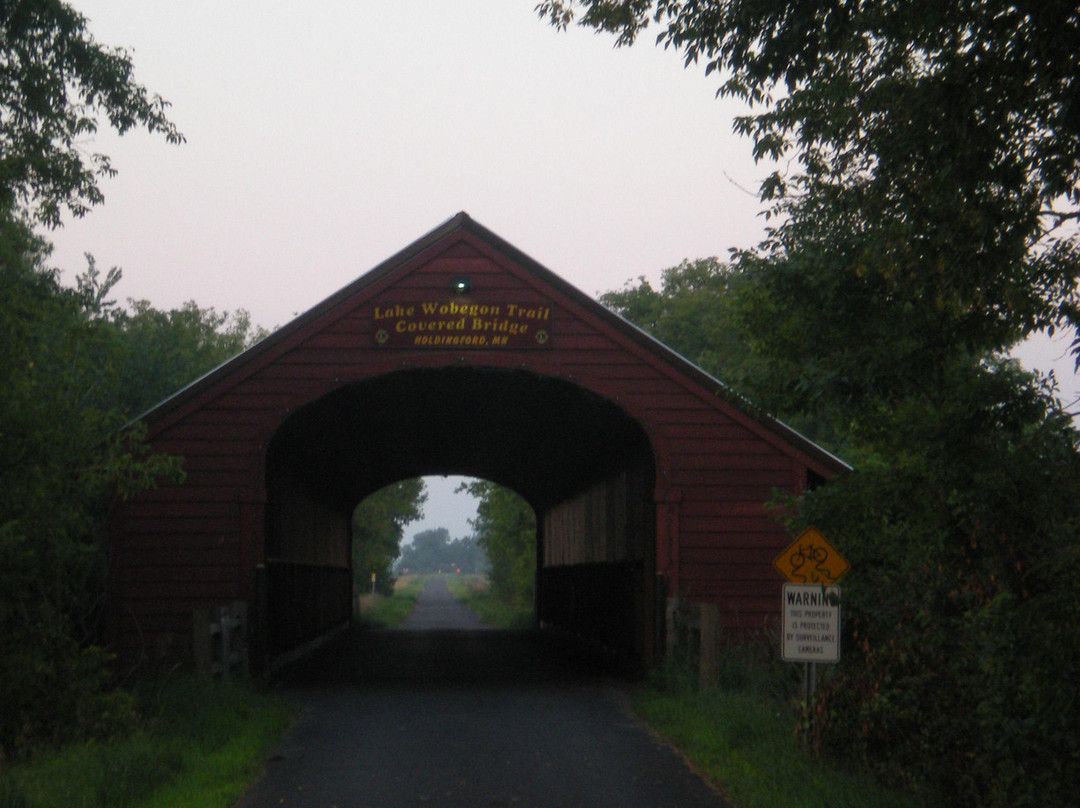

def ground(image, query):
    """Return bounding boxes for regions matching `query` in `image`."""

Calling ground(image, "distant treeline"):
[396,528,489,575]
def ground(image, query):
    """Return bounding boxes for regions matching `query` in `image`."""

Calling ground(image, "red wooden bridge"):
[106,213,847,672]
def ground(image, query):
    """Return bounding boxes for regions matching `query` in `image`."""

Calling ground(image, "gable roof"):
[139,212,849,477]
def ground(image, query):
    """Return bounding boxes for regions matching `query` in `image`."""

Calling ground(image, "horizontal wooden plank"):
[154,422,267,443]
[169,463,256,483]
[679,500,772,518]
[676,477,795,497]
[117,546,244,567]
[660,421,755,440]
[125,485,243,504]
[232,375,341,397]
[669,437,786,458]
[673,455,793,475]
[669,468,794,488]
[121,516,242,535]
[118,535,241,555]
[680,546,779,566]
[252,361,367,381]
[678,517,781,537]
[120,563,241,583]
[681,566,780,586]
[196,398,295,416]
[153,438,251,457]
[113,579,244,600]
[568,361,668,381]
[119,500,237,519]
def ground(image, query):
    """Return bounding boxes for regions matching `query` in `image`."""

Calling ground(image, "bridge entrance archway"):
[261,365,657,663]
[105,213,848,673]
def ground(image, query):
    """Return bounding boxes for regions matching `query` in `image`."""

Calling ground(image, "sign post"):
[773,528,849,701]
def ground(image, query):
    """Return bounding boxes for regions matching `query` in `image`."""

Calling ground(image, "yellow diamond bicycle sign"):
[774,527,850,585]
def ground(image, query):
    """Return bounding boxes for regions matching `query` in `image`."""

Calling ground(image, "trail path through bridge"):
[237,577,731,807]
[398,575,491,631]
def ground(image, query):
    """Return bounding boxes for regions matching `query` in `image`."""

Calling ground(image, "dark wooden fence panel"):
[537,561,644,656]
[262,560,351,659]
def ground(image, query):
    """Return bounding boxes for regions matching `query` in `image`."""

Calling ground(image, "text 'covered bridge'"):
[106,213,847,673]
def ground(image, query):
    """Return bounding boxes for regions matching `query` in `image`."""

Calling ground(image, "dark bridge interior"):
[260,366,657,670]
[266,366,653,513]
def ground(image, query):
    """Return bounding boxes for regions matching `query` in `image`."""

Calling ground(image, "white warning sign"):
[781,584,841,663]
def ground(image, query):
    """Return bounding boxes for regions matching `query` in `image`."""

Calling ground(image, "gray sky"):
[46,2,1080,534]
[51,0,765,327]
[407,476,480,546]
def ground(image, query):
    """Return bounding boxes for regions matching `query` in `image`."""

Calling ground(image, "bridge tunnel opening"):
[260,365,657,672]
[382,475,536,623]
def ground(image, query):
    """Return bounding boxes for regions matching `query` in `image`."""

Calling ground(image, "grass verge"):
[444,573,533,629]
[0,673,295,808]
[357,574,426,627]
[634,661,937,808]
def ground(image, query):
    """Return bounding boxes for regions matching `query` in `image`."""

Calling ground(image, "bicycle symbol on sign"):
[774,527,850,584]
[788,542,832,583]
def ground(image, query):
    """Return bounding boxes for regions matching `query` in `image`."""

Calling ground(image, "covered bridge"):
[106,213,848,672]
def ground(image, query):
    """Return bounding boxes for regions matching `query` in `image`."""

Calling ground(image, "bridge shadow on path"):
[277,626,639,688]
[275,577,638,687]
[243,578,730,808]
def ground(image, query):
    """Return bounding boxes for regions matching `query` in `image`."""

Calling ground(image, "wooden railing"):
[536,561,644,656]
[255,560,351,665]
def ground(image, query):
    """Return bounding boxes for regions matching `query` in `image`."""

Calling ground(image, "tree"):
[541,3,1080,801]
[0,0,202,759]
[0,220,184,757]
[352,479,425,596]
[539,0,1080,378]
[396,528,488,575]
[600,258,846,441]
[460,481,535,611]
[1,0,184,226]
[794,359,1080,805]
[111,295,267,417]
[0,238,272,758]
[600,258,752,382]
[604,251,1080,804]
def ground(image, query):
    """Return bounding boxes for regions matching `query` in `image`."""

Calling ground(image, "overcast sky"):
[52,0,765,325]
[46,2,1079,537]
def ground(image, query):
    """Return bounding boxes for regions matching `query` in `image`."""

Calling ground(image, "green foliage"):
[635,651,932,808]
[459,481,535,612]
[792,361,1080,805]
[545,6,1080,801]
[0,223,178,759]
[600,258,757,385]
[396,527,488,575]
[110,296,267,417]
[0,214,268,759]
[611,258,1080,805]
[0,674,294,808]
[0,1,258,765]
[445,574,533,629]
[352,479,425,596]
[357,575,424,628]
[543,0,1080,365]
[0,0,184,226]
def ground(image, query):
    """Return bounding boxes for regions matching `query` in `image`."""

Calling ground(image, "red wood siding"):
[108,214,845,666]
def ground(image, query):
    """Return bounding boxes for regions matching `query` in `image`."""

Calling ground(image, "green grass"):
[444,573,533,629]
[357,574,426,627]
[0,674,295,808]
[634,662,937,808]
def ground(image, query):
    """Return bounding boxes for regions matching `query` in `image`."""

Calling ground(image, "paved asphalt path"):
[236,577,731,808]
[396,575,491,631]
